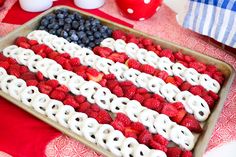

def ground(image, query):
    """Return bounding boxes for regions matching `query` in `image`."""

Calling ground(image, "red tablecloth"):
[0,0,236,156]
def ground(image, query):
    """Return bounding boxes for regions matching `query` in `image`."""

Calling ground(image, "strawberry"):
[160,49,172,59]
[38,82,53,95]
[108,53,128,63]
[142,38,153,46]
[86,68,104,82]
[93,46,112,57]
[189,85,204,96]
[44,47,53,54]
[116,113,131,126]
[138,130,152,145]
[161,104,178,117]
[86,109,98,119]
[20,66,29,73]
[184,55,195,62]
[7,58,17,64]
[90,105,100,112]
[112,30,126,40]
[26,80,38,86]
[50,89,66,101]
[139,64,155,74]
[28,40,38,46]
[77,102,90,112]
[174,76,184,86]
[136,88,148,94]
[123,85,136,99]
[0,53,7,61]
[149,140,167,152]
[174,51,184,61]
[62,60,73,71]
[97,109,112,124]
[181,114,202,133]
[130,122,146,134]
[103,73,116,80]
[178,60,189,68]
[153,134,169,147]
[182,151,192,157]
[20,72,36,80]
[0,61,10,69]
[99,78,107,86]
[55,85,69,93]
[55,56,67,65]
[31,44,47,54]
[180,82,192,91]
[63,97,79,108]
[69,58,80,66]
[45,80,59,88]
[143,98,162,112]
[124,128,138,139]
[171,109,186,123]
[156,45,162,51]
[172,102,184,110]
[146,45,156,51]
[61,53,71,59]
[125,59,141,69]
[106,79,119,89]
[111,120,125,132]
[189,61,207,73]
[74,95,86,104]
[167,147,182,157]
[165,76,176,85]
[127,37,139,45]
[15,37,28,45]
[48,51,59,59]
[206,65,217,73]
[36,71,44,81]
[156,71,168,81]
[119,80,133,86]
[132,93,144,103]
[112,85,124,97]
[213,72,224,84]
[8,64,21,77]
[19,42,31,49]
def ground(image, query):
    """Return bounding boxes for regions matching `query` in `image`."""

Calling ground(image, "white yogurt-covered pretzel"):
[31,93,50,115]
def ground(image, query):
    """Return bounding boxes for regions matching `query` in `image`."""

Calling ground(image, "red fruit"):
[171,109,186,123]
[7,58,17,64]
[15,37,28,45]
[123,85,136,99]
[138,43,144,48]
[86,68,104,82]
[45,80,59,88]
[111,120,125,132]
[203,95,215,109]
[106,79,119,89]
[130,122,146,134]
[174,51,185,61]
[104,73,116,80]
[0,53,7,61]
[149,140,167,152]
[112,85,124,97]
[165,76,176,85]
[152,94,165,102]
[139,64,155,74]
[69,58,80,66]
[213,72,224,84]
[90,105,100,112]
[156,71,168,81]
[189,85,203,96]
[189,61,207,73]
[38,83,53,95]
[8,64,21,77]
[181,151,193,157]
[99,79,107,86]
[124,128,138,139]
[208,90,219,100]
[132,93,145,103]
[127,37,139,45]
[119,80,133,86]
[161,104,178,117]
[142,38,153,46]
[20,72,36,80]
[153,134,169,147]
[55,56,67,65]
[20,66,29,73]
[36,71,44,81]
[63,97,79,108]
[50,89,66,101]
[56,85,69,93]
[0,61,10,69]
[181,114,202,133]
[87,109,98,119]
[138,130,152,145]
[167,147,182,157]
[78,102,91,112]
[74,95,86,104]
[62,60,73,71]
[61,53,71,59]
[174,76,184,86]
[125,59,141,69]
[172,102,184,110]
[180,82,192,91]
[31,44,46,54]
[178,61,189,67]
[93,46,112,57]
[44,47,53,54]
[28,40,38,46]
[108,53,127,63]
[143,98,162,112]
[136,88,148,94]
[48,51,58,59]
[184,55,195,62]
[116,113,131,126]
[19,42,31,49]
[160,49,172,59]
[143,93,152,99]
[146,45,156,51]
[26,80,38,86]
[112,30,126,40]
[97,109,112,124]
[206,65,217,73]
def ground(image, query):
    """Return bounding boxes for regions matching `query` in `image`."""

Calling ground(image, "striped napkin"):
[176,0,236,48]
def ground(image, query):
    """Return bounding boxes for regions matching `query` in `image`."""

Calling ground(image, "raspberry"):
[178,61,189,67]
[142,38,153,46]
[143,98,162,112]
[136,88,148,94]
[36,71,44,81]
[112,85,124,97]
[123,85,136,99]
[125,59,141,69]
[90,105,100,112]
[20,72,36,80]
[146,45,156,51]
[74,95,86,104]
[172,102,184,110]
[153,134,169,147]
[204,71,213,77]
[112,30,126,40]
[31,44,46,54]
[189,61,207,73]
[138,130,152,145]
[161,104,178,117]
[56,85,69,93]
[127,37,139,45]
[174,51,184,61]
[138,43,144,48]
[0,53,7,61]
[180,82,192,91]
[124,129,138,139]
[213,72,224,84]
[20,66,29,73]
[50,89,66,101]
[86,68,104,82]
[208,90,219,100]
[0,61,10,69]
[160,49,172,59]
[15,37,28,45]
[44,47,53,54]
[172,109,186,123]
[69,58,80,66]
[149,140,167,152]
[165,76,176,85]
[74,66,88,79]
[143,93,152,99]
[132,93,144,103]
[203,95,214,109]
[55,56,67,65]
[181,151,193,157]
[97,110,112,124]
[139,64,155,74]
[38,82,53,95]
[28,40,38,46]
[119,80,133,86]
[63,97,79,108]
[61,53,71,59]
[167,147,182,157]
[8,64,21,77]
[45,80,59,88]
[106,79,119,89]
[99,79,107,86]
[111,120,125,132]
[156,71,168,81]
[62,60,73,71]
[116,113,131,126]
[19,42,30,49]
[93,46,112,57]
[189,85,204,96]
[86,109,98,119]
[7,58,17,64]
[48,51,58,59]
[78,102,90,112]
[174,76,184,86]
[108,53,128,63]
[184,55,195,62]
[152,94,165,102]
[26,80,38,86]
[130,122,146,134]
[206,65,217,73]
[181,114,202,133]
[103,73,116,80]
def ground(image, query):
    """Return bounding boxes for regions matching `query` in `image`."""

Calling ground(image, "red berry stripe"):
[112,30,224,85]
[16,37,203,132]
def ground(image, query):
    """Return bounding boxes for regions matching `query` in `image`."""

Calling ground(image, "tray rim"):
[0,5,235,157]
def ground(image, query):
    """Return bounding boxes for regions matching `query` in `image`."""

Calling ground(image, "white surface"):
[204,141,236,157]
[164,0,188,13]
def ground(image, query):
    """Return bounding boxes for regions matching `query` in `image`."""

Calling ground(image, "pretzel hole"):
[199,111,204,116]
[39,106,46,111]
[91,134,95,139]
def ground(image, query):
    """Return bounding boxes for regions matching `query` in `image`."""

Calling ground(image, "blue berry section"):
[38,8,113,49]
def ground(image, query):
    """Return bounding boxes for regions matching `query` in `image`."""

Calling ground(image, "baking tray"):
[0,5,235,157]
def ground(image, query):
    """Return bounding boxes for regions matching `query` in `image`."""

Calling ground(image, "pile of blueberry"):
[38,8,113,49]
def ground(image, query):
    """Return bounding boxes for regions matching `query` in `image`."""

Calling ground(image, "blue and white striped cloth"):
[181,0,236,48]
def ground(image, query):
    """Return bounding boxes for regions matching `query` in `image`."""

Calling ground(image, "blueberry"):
[61,30,69,38]
[65,17,72,24]
[102,33,108,38]
[80,43,85,47]
[45,13,56,20]
[88,42,95,48]
[74,12,82,20]
[91,26,97,32]
[58,19,65,26]
[38,26,46,30]
[77,40,82,44]
[78,25,85,31]
[94,32,102,39]
[66,37,72,42]
[68,14,75,20]
[85,21,91,27]
[86,31,93,36]
[40,19,49,26]
[49,29,56,35]
[91,19,100,26]
[56,29,62,36]
[79,19,85,24]
[49,18,56,24]
[82,36,90,44]
[63,24,71,32]
[57,8,68,14]
[69,30,76,36]
[57,13,64,19]
[85,25,90,31]
[47,23,54,29]
[78,31,86,39]
[52,23,60,29]
[107,29,112,36]
[88,35,95,41]
[72,21,79,29]
[70,33,79,41]
[95,39,102,45]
